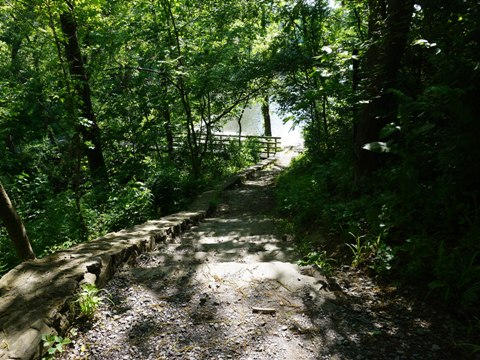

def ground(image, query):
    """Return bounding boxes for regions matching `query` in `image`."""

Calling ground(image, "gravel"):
[59,163,471,360]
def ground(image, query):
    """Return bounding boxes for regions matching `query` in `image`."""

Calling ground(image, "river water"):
[221,102,304,147]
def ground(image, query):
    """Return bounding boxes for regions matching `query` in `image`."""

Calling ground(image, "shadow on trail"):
[81,165,464,360]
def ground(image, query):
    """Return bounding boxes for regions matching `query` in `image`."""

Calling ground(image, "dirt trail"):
[62,151,463,360]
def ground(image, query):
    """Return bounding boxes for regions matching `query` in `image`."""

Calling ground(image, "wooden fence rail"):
[172,133,282,158]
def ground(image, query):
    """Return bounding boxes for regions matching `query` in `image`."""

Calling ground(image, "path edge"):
[0,158,276,360]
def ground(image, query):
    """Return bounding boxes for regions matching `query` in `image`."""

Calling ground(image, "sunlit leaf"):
[413,39,429,45]
[362,141,390,153]
[84,141,95,150]
[320,69,332,77]
[321,46,332,54]
[79,117,94,128]
[412,39,437,48]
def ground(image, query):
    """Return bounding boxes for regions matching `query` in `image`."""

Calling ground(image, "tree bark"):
[0,183,35,261]
[60,5,108,185]
[237,101,248,146]
[160,78,174,160]
[163,106,174,160]
[352,48,360,143]
[262,95,272,137]
[354,0,414,177]
[161,0,201,178]
[322,94,329,138]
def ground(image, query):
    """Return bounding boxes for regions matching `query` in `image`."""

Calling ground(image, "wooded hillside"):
[1,1,479,351]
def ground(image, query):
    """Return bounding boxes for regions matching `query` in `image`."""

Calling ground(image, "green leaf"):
[412,39,429,45]
[84,140,95,150]
[362,141,390,153]
[79,117,94,128]
[321,46,332,54]
[412,39,437,48]
[379,123,401,139]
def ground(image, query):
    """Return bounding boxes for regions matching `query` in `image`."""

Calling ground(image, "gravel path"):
[61,157,467,360]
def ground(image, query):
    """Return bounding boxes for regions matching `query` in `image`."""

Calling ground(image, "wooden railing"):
[210,134,280,157]
[170,133,282,158]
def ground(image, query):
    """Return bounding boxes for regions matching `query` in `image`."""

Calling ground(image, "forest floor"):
[60,150,469,360]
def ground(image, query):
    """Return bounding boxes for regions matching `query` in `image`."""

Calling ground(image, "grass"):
[73,283,108,319]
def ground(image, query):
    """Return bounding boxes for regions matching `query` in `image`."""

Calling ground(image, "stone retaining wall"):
[0,158,275,360]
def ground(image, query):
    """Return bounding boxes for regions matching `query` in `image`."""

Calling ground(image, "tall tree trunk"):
[237,101,248,146]
[10,37,21,77]
[161,93,174,160]
[354,0,414,177]
[262,95,272,137]
[322,94,329,138]
[0,183,35,261]
[159,76,174,159]
[161,0,201,178]
[60,5,108,185]
[71,133,89,240]
[163,107,174,160]
[352,47,360,144]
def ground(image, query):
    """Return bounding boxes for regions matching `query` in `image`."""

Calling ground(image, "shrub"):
[103,180,154,231]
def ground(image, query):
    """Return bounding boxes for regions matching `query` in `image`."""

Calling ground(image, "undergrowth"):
[276,149,480,351]
[0,140,260,276]
[41,334,72,360]
[72,283,109,319]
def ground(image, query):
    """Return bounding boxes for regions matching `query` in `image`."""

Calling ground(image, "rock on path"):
[62,151,464,360]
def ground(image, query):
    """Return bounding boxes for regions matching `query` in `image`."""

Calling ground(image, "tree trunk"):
[163,106,174,160]
[0,183,35,261]
[354,0,414,177]
[10,37,21,77]
[262,95,272,137]
[159,76,174,160]
[322,94,329,138]
[161,0,201,178]
[60,6,108,185]
[352,47,360,143]
[237,101,248,146]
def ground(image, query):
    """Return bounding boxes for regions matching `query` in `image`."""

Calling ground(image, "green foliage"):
[41,334,71,359]
[243,138,263,164]
[104,180,154,231]
[427,245,480,308]
[298,250,335,275]
[149,165,192,216]
[201,139,262,181]
[0,0,277,275]
[0,4,478,357]
[0,171,87,268]
[0,137,260,274]
[371,239,395,274]
[278,137,480,309]
[276,152,362,236]
[456,317,480,355]
[32,190,87,256]
[346,233,369,268]
[73,283,107,319]
[346,231,394,273]
[0,228,18,275]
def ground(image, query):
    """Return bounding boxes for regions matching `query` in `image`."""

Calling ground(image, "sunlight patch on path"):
[194,261,327,295]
